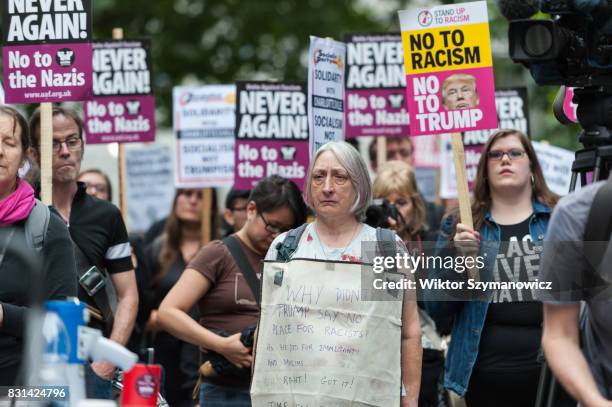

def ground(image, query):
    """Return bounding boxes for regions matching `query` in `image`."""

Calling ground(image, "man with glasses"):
[223,187,251,237]
[29,106,138,399]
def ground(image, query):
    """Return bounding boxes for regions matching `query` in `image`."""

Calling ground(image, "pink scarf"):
[0,179,35,225]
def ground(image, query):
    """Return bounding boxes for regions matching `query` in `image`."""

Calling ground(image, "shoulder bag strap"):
[223,235,261,305]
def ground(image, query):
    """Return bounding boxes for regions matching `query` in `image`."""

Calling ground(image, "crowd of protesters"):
[0,103,610,407]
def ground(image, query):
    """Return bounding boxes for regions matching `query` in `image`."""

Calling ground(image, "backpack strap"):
[275,223,308,262]
[223,235,261,305]
[584,178,612,272]
[25,199,50,252]
[376,227,398,272]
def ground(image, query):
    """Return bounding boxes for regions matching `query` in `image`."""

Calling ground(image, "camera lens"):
[523,24,553,57]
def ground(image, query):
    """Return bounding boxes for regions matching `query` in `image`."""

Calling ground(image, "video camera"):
[501,0,612,178]
[501,0,612,87]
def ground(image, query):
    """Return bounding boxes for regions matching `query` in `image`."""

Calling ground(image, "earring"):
[531,175,535,186]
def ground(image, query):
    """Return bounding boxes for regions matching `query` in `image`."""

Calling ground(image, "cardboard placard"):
[235,81,309,190]
[84,39,156,144]
[2,0,93,103]
[173,85,235,188]
[344,33,409,138]
[399,2,497,136]
[308,36,346,155]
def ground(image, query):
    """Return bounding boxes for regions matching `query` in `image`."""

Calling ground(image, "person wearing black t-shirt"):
[467,217,543,405]
[425,129,560,406]
[30,106,138,399]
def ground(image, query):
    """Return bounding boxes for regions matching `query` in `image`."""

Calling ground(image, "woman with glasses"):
[78,168,113,202]
[265,142,422,407]
[158,176,306,407]
[425,129,559,406]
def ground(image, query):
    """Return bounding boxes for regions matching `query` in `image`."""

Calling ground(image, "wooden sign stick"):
[112,27,129,223]
[450,132,478,281]
[376,136,386,170]
[39,103,53,205]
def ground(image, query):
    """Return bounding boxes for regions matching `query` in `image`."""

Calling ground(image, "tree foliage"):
[92,0,581,149]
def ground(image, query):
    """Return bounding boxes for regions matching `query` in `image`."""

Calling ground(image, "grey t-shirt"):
[539,181,612,398]
[266,222,405,263]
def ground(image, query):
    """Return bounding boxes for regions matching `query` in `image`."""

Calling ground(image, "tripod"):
[535,93,612,407]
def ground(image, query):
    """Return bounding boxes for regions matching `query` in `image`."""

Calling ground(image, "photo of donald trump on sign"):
[442,73,480,110]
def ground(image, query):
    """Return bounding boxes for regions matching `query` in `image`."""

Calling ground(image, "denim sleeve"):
[422,215,465,323]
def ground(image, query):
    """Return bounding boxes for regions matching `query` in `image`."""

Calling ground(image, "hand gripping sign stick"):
[451,132,479,281]
[112,28,129,224]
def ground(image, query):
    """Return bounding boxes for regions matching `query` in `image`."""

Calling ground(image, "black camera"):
[501,0,612,87]
[205,325,256,380]
[364,199,402,229]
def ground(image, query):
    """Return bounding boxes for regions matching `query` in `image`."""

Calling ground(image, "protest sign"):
[235,81,309,190]
[439,134,456,199]
[2,0,93,103]
[84,39,155,144]
[415,168,438,202]
[308,36,346,155]
[412,135,440,168]
[344,33,409,138]
[125,144,174,233]
[173,85,235,188]
[533,142,573,196]
[439,88,531,198]
[399,1,497,136]
[251,259,402,406]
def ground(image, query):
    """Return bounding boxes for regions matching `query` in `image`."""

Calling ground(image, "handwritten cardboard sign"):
[251,259,403,406]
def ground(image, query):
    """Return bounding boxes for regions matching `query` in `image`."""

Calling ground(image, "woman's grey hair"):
[305,141,372,220]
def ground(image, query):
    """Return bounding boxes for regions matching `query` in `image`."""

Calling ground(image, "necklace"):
[314,222,362,261]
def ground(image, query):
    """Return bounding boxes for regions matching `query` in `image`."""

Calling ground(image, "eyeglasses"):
[53,136,82,154]
[487,149,526,161]
[311,172,350,186]
[259,213,289,235]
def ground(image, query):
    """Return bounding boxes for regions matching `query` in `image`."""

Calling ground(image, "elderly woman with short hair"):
[266,141,422,407]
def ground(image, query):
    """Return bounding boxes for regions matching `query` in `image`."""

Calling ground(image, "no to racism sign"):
[344,33,409,138]
[398,1,497,136]
[2,0,93,103]
[235,81,309,190]
[84,40,156,144]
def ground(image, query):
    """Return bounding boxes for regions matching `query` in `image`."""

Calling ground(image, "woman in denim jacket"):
[425,129,559,406]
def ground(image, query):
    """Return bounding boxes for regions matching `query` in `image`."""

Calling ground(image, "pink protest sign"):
[84,40,156,144]
[344,33,409,138]
[398,1,498,136]
[2,0,93,103]
[235,81,309,190]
